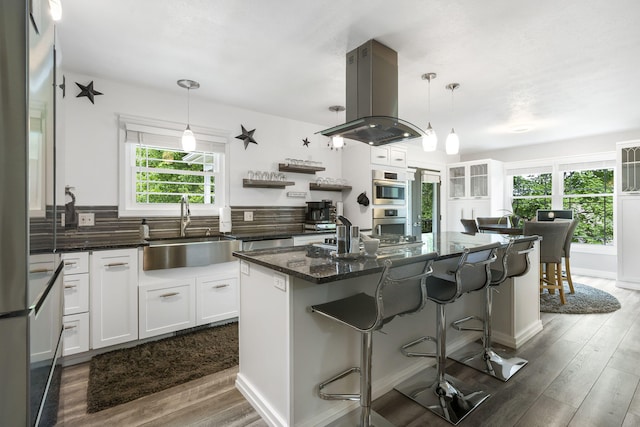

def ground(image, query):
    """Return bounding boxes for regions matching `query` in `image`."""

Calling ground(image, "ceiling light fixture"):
[327,105,346,150]
[177,79,200,152]
[421,73,438,152]
[445,83,460,155]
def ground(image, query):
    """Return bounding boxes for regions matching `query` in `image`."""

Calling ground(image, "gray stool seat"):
[311,252,437,427]
[395,243,499,425]
[449,235,538,381]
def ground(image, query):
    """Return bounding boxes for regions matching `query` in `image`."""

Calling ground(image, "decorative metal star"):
[75,81,103,104]
[302,138,311,147]
[235,125,258,149]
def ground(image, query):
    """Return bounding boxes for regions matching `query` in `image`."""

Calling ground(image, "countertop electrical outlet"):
[78,212,95,226]
[244,211,254,221]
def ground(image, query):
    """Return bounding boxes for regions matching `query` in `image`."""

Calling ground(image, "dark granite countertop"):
[233,232,525,284]
[56,239,147,252]
[223,230,335,241]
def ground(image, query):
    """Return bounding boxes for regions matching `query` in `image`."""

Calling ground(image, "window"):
[119,116,228,216]
[506,155,615,247]
[562,168,614,245]
[511,173,552,221]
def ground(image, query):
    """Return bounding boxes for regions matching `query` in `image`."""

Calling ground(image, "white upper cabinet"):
[618,140,640,194]
[447,160,501,200]
[370,146,407,169]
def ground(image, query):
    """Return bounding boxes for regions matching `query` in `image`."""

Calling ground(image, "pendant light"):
[327,105,346,150]
[177,79,200,152]
[445,83,460,155]
[421,72,438,152]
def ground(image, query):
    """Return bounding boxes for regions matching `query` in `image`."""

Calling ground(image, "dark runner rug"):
[540,283,621,314]
[87,322,238,413]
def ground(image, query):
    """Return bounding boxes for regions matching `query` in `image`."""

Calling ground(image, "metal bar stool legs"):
[395,304,490,425]
[448,285,527,381]
[448,236,536,381]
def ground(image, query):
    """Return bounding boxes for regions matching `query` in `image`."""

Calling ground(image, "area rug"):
[87,322,238,413]
[540,283,621,314]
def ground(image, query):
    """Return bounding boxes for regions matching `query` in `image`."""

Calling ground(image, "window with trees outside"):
[508,157,615,247]
[119,116,227,216]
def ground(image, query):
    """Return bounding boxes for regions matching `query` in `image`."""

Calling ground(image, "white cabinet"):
[197,276,238,325]
[62,312,89,356]
[62,252,90,356]
[618,140,640,194]
[91,248,138,349]
[370,146,407,169]
[446,159,504,232]
[139,279,196,339]
[616,141,640,287]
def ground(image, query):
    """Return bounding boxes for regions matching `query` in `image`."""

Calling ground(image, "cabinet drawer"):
[197,276,238,325]
[62,252,89,275]
[370,146,390,165]
[139,280,196,339]
[63,273,89,315]
[63,312,89,356]
[389,148,407,168]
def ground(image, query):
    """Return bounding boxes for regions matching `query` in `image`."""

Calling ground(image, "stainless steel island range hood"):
[319,39,424,146]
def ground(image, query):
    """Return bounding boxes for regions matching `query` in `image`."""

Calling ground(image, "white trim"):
[574,267,617,280]
[117,114,231,217]
[572,243,615,255]
[492,320,543,350]
[235,374,287,427]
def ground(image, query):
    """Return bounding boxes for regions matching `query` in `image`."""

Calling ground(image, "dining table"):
[478,223,524,235]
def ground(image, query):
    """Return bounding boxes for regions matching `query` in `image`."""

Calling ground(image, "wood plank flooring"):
[55,275,640,426]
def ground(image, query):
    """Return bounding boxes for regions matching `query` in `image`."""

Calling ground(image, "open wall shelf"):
[278,163,325,174]
[243,179,295,188]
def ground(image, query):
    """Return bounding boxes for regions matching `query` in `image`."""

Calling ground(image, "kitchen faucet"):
[180,194,191,237]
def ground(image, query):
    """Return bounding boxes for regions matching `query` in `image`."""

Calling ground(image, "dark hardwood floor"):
[56,275,640,426]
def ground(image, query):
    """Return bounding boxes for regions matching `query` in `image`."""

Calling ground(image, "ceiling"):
[56,0,640,154]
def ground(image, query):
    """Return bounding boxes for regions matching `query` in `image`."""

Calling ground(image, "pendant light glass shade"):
[177,79,200,152]
[421,73,438,152]
[182,125,196,152]
[445,83,460,155]
[446,128,459,155]
[331,135,345,148]
[422,122,438,151]
[327,105,346,150]
[49,0,62,20]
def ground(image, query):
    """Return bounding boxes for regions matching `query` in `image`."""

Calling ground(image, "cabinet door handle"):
[64,261,78,267]
[30,268,53,274]
[64,325,77,330]
[105,262,128,268]
[376,155,386,159]
[64,284,77,289]
[160,292,180,298]
[213,284,230,289]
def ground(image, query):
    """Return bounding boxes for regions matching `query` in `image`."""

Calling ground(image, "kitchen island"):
[233,232,541,427]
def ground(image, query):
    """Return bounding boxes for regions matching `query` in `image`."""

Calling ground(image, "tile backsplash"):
[47,205,306,248]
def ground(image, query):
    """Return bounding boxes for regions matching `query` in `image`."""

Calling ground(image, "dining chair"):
[562,219,579,294]
[476,217,503,226]
[460,218,479,234]
[523,221,571,304]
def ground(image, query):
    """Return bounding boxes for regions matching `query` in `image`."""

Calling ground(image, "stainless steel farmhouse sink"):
[143,236,241,271]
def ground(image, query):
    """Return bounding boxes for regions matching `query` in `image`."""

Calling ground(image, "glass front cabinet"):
[618,141,640,194]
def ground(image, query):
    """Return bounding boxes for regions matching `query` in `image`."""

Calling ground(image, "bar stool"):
[311,252,437,427]
[448,235,538,381]
[523,221,570,304]
[394,242,499,425]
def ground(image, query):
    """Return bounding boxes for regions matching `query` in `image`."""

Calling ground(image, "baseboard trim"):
[492,320,543,349]
[572,267,616,280]
[235,373,287,427]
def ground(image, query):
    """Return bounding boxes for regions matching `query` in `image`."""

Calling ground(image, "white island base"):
[235,241,541,426]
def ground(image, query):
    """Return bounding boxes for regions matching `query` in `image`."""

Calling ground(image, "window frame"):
[505,153,616,250]
[118,115,230,217]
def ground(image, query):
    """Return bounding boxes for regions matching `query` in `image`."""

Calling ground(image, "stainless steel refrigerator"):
[1,0,63,425]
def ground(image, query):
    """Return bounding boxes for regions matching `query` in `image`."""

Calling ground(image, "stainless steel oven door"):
[372,179,407,205]
[372,208,406,235]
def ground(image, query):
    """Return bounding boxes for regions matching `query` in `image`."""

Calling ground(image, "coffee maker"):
[305,200,336,231]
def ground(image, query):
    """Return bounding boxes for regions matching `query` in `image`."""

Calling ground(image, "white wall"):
[459,129,640,163]
[61,71,344,209]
